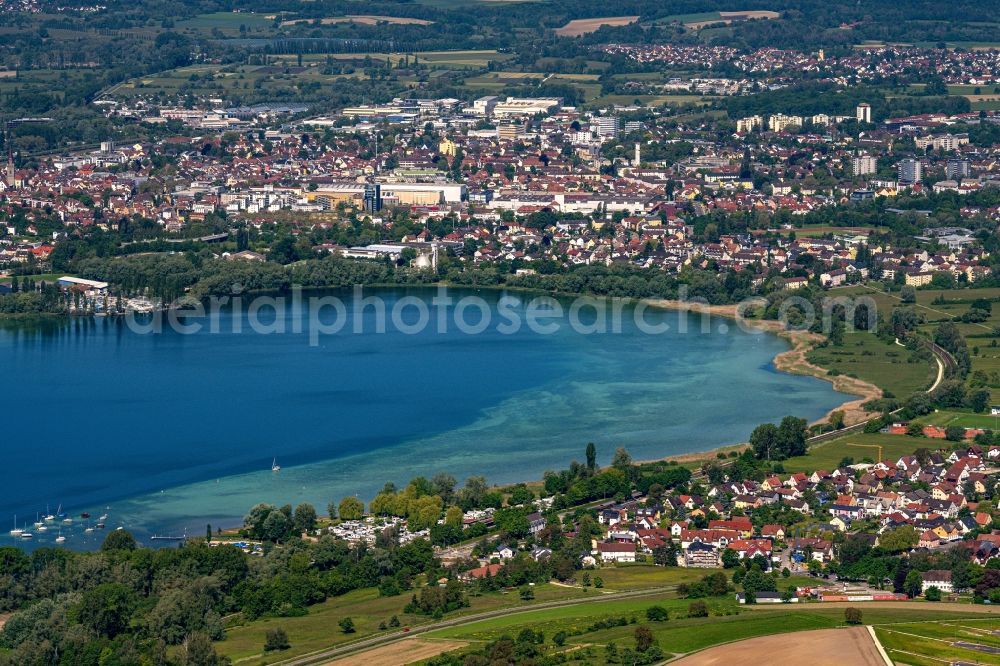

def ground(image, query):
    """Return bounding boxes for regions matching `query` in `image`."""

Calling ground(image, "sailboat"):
[271,458,281,472]
[43,505,54,523]
[9,516,23,538]
[55,530,66,544]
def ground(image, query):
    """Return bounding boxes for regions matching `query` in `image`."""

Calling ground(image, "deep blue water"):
[1,287,849,548]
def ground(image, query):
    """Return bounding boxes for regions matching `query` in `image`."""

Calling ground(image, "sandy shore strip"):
[645,299,882,428]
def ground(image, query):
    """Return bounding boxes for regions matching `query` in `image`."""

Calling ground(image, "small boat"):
[37,525,47,533]
[55,531,66,544]
[271,458,281,472]
[99,513,108,521]
[9,516,23,538]
[44,506,55,523]
[19,532,32,540]
[80,513,90,519]
[84,527,94,533]
[62,517,73,525]
[96,522,105,529]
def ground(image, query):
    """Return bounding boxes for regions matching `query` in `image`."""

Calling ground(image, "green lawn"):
[783,432,927,471]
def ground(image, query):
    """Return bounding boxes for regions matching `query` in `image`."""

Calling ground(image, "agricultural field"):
[588,94,715,108]
[216,583,595,663]
[839,284,1000,400]
[876,617,1000,665]
[176,11,277,35]
[653,10,780,29]
[554,16,640,37]
[424,599,1000,664]
[279,16,434,27]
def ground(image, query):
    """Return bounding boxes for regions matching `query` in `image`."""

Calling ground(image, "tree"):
[339,496,364,521]
[78,583,136,638]
[750,422,779,460]
[721,548,741,569]
[445,506,464,528]
[844,607,863,625]
[178,632,225,666]
[688,600,708,617]
[900,285,916,303]
[101,529,137,552]
[904,570,923,599]
[878,525,918,553]
[339,617,356,633]
[924,586,941,601]
[611,447,633,472]
[264,627,290,652]
[646,605,669,622]
[634,625,655,653]
[891,307,919,337]
[293,503,317,534]
[326,501,338,521]
[586,442,597,470]
[776,416,808,458]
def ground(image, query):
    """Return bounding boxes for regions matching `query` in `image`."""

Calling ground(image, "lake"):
[0,287,849,548]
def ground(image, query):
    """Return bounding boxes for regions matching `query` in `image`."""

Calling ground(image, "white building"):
[596,542,636,563]
[852,155,877,176]
[857,103,872,124]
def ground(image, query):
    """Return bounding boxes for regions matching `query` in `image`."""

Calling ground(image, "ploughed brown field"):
[554,16,639,37]
[672,627,886,666]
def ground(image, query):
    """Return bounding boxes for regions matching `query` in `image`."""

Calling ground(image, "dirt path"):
[671,626,885,665]
[322,639,467,666]
[646,299,883,426]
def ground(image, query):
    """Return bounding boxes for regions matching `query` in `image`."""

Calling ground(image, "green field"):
[589,94,714,108]
[217,583,594,663]
[784,431,927,471]
[806,330,936,398]
[428,600,1000,663]
[877,617,1000,665]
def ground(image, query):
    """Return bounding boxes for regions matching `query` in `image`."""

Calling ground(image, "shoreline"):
[644,298,882,429]
[5,292,883,544]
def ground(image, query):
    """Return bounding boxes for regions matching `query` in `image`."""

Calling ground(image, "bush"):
[688,600,708,618]
[925,586,942,601]
[645,605,669,622]
[339,617,356,633]
[264,627,290,652]
[844,607,863,625]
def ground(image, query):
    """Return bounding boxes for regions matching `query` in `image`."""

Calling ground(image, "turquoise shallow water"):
[0,287,849,548]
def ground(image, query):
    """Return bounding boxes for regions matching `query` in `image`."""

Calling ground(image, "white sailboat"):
[55,530,66,544]
[271,458,281,472]
[9,516,23,538]
[44,505,54,523]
